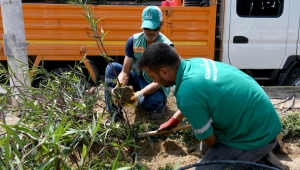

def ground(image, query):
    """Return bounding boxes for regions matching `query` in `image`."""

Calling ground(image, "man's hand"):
[157,117,180,132]
[130,91,144,107]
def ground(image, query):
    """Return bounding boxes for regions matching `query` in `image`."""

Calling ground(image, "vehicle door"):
[227,0,289,69]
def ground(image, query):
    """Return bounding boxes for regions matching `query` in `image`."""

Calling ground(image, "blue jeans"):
[104,62,166,113]
[193,138,277,170]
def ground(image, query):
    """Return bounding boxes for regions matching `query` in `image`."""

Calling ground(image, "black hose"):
[178,160,281,170]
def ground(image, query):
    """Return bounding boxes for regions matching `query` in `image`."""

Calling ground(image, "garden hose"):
[178,160,280,170]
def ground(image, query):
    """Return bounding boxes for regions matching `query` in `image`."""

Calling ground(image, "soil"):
[121,86,300,169]
[112,85,135,105]
[3,86,300,170]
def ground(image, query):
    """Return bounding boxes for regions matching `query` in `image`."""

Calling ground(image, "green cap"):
[141,6,162,29]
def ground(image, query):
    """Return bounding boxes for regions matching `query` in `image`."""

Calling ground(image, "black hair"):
[137,42,181,73]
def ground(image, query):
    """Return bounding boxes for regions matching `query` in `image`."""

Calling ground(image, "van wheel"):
[283,67,300,86]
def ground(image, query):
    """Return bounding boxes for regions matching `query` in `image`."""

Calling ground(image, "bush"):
[0,62,141,169]
[280,112,300,139]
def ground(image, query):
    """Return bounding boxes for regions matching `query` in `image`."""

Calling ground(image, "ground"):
[4,86,300,169]
[122,86,300,169]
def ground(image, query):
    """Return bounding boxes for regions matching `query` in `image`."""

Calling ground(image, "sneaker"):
[264,151,289,170]
[111,110,126,122]
[272,133,286,154]
[150,107,165,120]
[116,112,126,122]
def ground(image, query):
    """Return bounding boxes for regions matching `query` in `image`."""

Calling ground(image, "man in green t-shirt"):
[136,42,285,169]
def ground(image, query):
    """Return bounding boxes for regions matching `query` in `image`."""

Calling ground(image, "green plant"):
[0,60,142,169]
[0,2,143,166]
[168,119,195,148]
[280,112,300,139]
[158,163,173,170]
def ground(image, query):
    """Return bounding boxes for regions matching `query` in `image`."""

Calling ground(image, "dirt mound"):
[113,85,135,105]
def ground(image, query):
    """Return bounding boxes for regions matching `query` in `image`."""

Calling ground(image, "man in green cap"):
[104,6,174,120]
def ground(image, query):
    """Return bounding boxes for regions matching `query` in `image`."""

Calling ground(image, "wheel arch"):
[278,55,300,86]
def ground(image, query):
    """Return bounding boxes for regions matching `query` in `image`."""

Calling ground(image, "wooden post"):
[0,0,30,87]
[0,0,30,105]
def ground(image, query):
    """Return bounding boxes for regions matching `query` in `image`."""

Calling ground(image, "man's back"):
[174,58,282,150]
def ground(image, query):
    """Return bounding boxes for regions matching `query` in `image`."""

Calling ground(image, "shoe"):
[264,151,289,170]
[272,133,286,154]
[111,110,126,122]
[115,113,126,122]
[150,107,165,120]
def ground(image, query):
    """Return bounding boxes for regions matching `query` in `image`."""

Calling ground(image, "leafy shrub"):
[280,112,300,139]
[158,163,174,170]
[0,61,141,169]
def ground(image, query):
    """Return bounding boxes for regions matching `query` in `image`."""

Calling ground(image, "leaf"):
[79,144,87,167]
[116,167,132,170]
[101,27,104,37]
[15,127,39,140]
[174,156,181,170]
[63,129,89,142]
[110,142,119,147]
[0,137,6,146]
[81,13,92,24]
[5,135,10,170]
[45,111,53,135]
[14,154,23,170]
[92,115,96,133]
[127,144,141,148]
[34,100,38,106]
[112,147,122,170]
[92,114,102,136]
[95,17,105,24]
[0,124,23,148]
[41,144,50,154]
[37,157,56,170]
[72,102,86,109]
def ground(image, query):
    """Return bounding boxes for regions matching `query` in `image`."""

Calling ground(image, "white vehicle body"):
[219,0,300,85]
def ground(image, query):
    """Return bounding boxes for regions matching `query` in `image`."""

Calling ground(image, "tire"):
[283,67,300,86]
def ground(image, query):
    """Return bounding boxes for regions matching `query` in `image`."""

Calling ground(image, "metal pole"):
[0,0,30,88]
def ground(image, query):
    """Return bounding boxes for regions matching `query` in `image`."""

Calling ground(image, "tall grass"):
[0,2,144,167]
[0,60,144,169]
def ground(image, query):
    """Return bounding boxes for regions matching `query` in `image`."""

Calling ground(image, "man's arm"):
[117,56,133,85]
[157,110,184,131]
[172,109,185,121]
[202,132,216,147]
[175,110,216,146]
[159,110,216,146]
[140,82,161,96]
[118,36,134,85]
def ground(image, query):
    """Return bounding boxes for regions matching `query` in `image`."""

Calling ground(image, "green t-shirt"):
[174,58,282,150]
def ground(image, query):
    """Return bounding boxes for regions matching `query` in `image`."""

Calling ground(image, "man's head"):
[141,6,162,30]
[137,42,181,87]
[141,6,163,41]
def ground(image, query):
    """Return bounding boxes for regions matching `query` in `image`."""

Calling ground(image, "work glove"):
[111,82,123,106]
[130,91,144,107]
[157,117,180,132]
